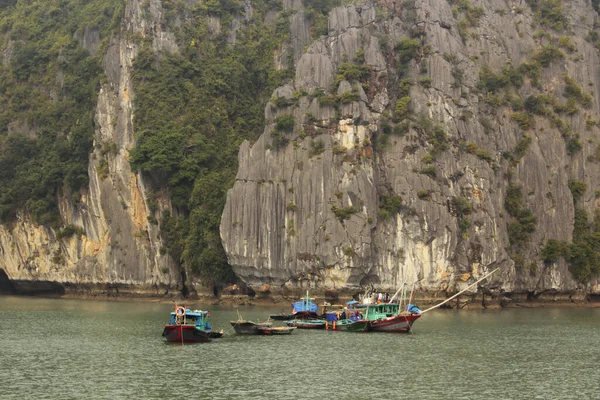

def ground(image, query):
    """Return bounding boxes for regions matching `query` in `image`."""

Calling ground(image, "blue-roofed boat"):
[322,300,367,331]
[162,306,223,343]
[291,291,319,314]
[269,291,320,320]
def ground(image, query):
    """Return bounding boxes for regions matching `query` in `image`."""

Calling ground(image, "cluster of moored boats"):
[162,292,423,344]
[162,269,500,343]
[272,292,421,333]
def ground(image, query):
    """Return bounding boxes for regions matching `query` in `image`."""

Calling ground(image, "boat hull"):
[327,319,363,331]
[344,320,370,332]
[269,313,293,321]
[270,311,320,321]
[208,329,225,339]
[230,321,272,335]
[257,326,296,335]
[368,314,421,333]
[286,319,326,329]
[162,325,212,343]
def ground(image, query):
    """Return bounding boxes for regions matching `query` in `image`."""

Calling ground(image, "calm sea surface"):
[0,296,599,399]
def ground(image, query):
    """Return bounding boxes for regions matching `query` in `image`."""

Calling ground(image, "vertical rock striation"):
[221,0,600,304]
[0,0,181,296]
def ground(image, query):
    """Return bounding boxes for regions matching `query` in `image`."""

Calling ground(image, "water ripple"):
[0,297,599,399]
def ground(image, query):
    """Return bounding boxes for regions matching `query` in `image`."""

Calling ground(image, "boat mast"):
[420,268,500,313]
[306,290,309,309]
[389,281,405,304]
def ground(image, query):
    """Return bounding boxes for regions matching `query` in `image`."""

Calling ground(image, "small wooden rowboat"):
[230,319,272,335]
[256,326,296,335]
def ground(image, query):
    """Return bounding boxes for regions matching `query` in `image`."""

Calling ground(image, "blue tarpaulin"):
[292,300,318,313]
[406,304,422,314]
[325,312,338,321]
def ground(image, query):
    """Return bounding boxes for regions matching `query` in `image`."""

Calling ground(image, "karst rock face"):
[2,0,600,304]
[0,0,182,297]
[221,0,600,303]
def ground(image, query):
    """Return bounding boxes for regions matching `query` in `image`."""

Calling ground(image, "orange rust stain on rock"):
[473,186,484,201]
[84,233,110,257]
[90,242,102,255]
[130,173,148,230]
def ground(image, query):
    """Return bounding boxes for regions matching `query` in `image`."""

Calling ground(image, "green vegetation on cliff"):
[130,0,292,284]
[525,0,568,31]
[542,182,600,282]
[0,0,123,226]
[303,0,341,39]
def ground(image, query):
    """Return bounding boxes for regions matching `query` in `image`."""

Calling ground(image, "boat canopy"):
[171,309,207,316]
[291,300,318,313]
[168,309,211,329]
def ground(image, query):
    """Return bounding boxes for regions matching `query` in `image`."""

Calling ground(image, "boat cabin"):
[364,303,401,319]
[322,300,366,322]
[292,293,318,313]
[169,309,211,330]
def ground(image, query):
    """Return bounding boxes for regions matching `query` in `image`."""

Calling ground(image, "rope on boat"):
[420,268,500,314]
[388,282,405,304]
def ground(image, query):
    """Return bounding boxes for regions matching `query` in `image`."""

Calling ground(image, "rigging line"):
[388,281,406,304]
[420,268,500,314]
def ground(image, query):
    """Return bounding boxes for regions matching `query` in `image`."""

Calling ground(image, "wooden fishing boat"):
[326,303,419,333]
[256,326,296,335]
[162,306,221,343]
[325,318,363,331]
[269,291,320,321]
[344,268,501,333]
[230,320,273,334]
[230,318,272,335]
[286,319,326,329]
[322,300,368,331]
[344,319,370,332]
[268,313,294,321]
[363,302,421,333]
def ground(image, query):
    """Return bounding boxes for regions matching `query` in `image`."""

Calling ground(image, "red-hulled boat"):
[368,312,421,333]
[162,306,223,343]
[342,302,422,333]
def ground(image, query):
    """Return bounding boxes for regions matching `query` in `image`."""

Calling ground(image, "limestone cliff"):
[2,0,600,306]
[221,0,600,304]
[0,0,182,297]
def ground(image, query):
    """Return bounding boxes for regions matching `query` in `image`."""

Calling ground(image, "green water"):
[0,296,598,399]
